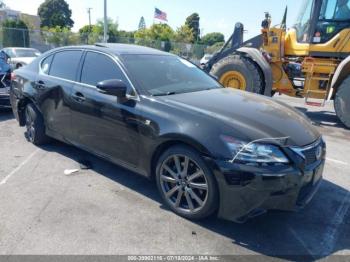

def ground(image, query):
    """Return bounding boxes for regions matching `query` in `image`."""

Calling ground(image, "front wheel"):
[156,145,218,220]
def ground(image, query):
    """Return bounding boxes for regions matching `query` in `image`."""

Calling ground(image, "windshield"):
[13,49,41,58]
[122,54,222,96]
[294,0,314,42]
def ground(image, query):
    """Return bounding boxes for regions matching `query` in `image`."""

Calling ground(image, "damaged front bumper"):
[205,139,326,223]
[0,87,10,108]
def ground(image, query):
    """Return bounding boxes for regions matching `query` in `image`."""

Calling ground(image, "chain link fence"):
[0,27,210,64]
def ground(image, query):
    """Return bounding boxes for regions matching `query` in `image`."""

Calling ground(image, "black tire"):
[210,54,265,94]
[156,145,219,220]
[25,103,50,145]
[334,76,350,129]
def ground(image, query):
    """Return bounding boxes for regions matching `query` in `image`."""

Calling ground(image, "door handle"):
[35,80,46,89]
[72,92,86,102]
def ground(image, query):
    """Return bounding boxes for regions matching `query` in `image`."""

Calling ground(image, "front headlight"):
[221,135,289,164]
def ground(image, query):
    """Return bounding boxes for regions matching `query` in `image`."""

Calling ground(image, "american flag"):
[154,8,168,22]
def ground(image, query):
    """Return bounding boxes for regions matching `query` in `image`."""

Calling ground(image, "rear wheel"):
[334,76,350,129]
[156,145,218,220]
[210,54,264,94]
[25,103,50,145]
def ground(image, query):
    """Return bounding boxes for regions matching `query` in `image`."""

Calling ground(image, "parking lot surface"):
[0,95,349,260]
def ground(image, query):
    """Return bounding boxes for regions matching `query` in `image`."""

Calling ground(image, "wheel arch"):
[149,135,213,180]
[17,96,36,126]
[331,55,350,94]
[237,47,273,96]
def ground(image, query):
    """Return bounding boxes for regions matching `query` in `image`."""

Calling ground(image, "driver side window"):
[80,52,128,87]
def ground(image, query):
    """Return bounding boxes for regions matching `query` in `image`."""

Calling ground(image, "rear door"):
[36,50,83,141]
[71,51,141,167]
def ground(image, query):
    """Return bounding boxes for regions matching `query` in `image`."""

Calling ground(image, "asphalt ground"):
[0,95,349,260]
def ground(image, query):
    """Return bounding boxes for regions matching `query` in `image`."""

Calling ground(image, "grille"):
[300,139,324,166]
[303,146,318,166]
[291,138,323,167]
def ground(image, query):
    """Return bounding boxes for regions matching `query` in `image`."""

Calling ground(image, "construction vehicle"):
[204,0,350,128]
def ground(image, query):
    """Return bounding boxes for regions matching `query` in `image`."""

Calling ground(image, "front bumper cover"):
[205,140,326,223]
[0,90,10,108]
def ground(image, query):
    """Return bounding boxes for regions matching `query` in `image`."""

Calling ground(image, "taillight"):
[11,72,15,81]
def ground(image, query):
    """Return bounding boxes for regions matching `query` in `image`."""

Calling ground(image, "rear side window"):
[80,52,127,86]
[41,55,53,74]
[50,50,83,81]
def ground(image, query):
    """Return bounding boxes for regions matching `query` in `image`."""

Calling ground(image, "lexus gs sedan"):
[10,44,326,223]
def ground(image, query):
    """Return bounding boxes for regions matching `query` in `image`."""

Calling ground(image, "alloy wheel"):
[159,154,209,214]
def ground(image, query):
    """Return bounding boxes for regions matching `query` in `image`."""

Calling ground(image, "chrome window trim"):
[38,48,140,101]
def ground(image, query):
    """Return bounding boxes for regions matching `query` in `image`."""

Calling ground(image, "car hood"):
[10,57,36,65]
[158,88,320,147]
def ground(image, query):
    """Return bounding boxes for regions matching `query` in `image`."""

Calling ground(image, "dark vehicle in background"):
[0,51,12,108]
[10,44,326,222]
[1,47,41,70]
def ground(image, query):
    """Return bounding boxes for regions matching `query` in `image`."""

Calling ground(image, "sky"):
[6,0,301,40]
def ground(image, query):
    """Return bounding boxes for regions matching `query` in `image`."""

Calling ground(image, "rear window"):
[49,50,83,81]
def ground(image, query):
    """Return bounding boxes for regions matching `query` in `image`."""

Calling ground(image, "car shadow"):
[38,141,350,260]
[295,106,347,130]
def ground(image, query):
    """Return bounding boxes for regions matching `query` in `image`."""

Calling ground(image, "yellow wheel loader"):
[204,0,350,128]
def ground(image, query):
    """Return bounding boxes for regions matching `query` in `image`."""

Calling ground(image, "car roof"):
[4,47,38,51]
[56,43,173,57]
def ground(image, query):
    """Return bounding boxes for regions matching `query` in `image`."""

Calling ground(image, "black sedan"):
[10,44,326,222]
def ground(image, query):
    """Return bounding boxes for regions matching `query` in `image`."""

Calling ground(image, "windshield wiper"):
[152,91,177,97]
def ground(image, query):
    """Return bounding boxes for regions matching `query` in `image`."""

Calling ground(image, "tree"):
[79,24,102,44]
[138,16,146,31]
[134,24,174,41]
[174,24,194,43]
[79,19,129,44]
[96,18,118,42]
[2,19,30,47]
[38,0,74,28]
[201,32,225,46]
[205,42,225,54]
[117,30,136,43]
[42,26,79,47]
[134,24,174,51]
[185,13,200,42]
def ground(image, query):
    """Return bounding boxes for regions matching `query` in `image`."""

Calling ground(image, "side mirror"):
[96,79,127,98]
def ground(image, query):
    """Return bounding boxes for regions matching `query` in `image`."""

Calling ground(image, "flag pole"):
[103,0,108,43]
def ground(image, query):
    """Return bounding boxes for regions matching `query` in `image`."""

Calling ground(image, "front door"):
[71,51,140,168]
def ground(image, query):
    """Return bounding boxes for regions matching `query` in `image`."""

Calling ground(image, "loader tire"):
[210,54,264,94]
[334,76,350,129]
